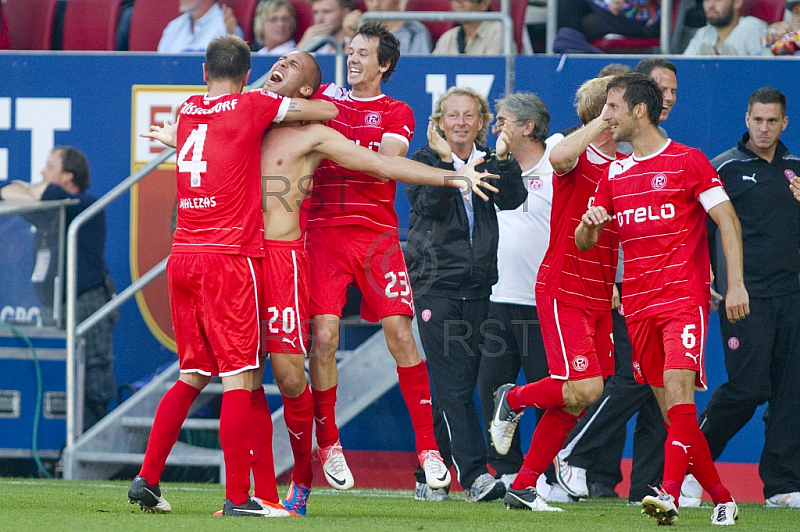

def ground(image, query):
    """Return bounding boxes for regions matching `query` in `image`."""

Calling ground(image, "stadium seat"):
[404,0,454,45]
[228,0,259,45]
[0,2,10,50]
[128,0,180,51]
[590,0,680,53]
[490,0,528,53]
[62,0,123,51]
[288,0,314,45]
[740,0,785,24]
[4,0,58,50]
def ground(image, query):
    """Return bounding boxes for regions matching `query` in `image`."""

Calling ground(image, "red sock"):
[663,404,699,503]
[312,385,339,449]
[139,380,200,486]
[507,377,566,412]
[220,389,252,505]
[397,361,437,454]
[283,385,314,487]
[511,408,579,491]
[250,387,279,503]
[689,425,732,504]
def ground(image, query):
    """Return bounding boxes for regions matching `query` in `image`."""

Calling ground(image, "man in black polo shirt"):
[701,87,800,508]
[1,146,116,430]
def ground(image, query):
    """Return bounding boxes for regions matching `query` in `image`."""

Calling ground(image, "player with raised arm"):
[127,36,337,518]
[575,72,748,527]
[143,48,495,515]
[304,20,451,493]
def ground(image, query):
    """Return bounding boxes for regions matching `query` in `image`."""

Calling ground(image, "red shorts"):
[536,290,614,381]
[627,305,709,390]
[261,238,310,355]
[168,253,262,377]
[306,226,414,322]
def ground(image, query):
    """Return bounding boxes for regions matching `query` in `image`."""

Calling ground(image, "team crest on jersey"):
[421,309,432,322]
[529,179,543,191]
[651,173,667,189]
[572,355,589,372]
[786,169,796,182]
[727,337,740,350]
[633,362,642,377]
[365,112,382,126]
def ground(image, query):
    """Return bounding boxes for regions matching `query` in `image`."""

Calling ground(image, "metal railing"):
[361,1,515,93]
[0,199,78,327]
[545,0,672,55]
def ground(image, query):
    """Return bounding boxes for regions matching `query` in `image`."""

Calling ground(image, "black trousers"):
[699,293,800,498]
[477,302,549,476]
[562,300,665,502]
[412,292,491,489]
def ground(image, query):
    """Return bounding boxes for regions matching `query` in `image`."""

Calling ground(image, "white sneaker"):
[319,439,354,490]
[464,473,506,503]
[546,483,573,503]
[414,481,450,501]
[679,473,703,507]
[553,456,588,499]
[642,486,679,526]
[765,491,800,508]
[419,449,451,489]
[504,486,564,512]
[490,383,522,456]
[711,500,738,525]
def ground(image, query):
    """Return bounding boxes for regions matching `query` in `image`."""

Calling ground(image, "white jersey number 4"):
[178,124,208,187]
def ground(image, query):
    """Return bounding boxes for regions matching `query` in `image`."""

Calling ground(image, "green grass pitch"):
[1,479,797,531]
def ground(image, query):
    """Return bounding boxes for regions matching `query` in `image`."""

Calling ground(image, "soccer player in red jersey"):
[576,72,749,526]
[488,75,621,512]
[127,36,337,517]
[304,20,451,492]
[145,49,495,515]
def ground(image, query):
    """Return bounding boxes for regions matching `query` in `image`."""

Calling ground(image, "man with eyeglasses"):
[476,92,562,496]
[433,0,515,55]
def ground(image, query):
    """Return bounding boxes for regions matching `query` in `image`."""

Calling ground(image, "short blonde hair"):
[576,75,613,125]
[254,0,297,46]
[430,86,493,146]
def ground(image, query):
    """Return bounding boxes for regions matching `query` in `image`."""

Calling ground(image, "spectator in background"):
[683,0,766,56]
[695,87,800,509]
[433,0,516,55]
[558,0,660,42]
[764,1,800,55]
[359,0,432,53]
[477,92,559,494]
[254,0,297,54]
[0,147,117,432]
[158,0,243,53]
[296,0,355,52]
[406,86,525,502]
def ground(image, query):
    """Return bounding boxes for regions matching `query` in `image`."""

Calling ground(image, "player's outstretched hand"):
[724,282,749,323]
[140,120,178,149]
[454,157,499,201]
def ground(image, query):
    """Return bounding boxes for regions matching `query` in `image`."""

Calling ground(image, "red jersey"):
[537,145,620,310]
[593,140,725,321]
[305,83,415,234]
[172,90,289,256]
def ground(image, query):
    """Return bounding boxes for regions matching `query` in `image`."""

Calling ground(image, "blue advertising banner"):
[2,52,798,462]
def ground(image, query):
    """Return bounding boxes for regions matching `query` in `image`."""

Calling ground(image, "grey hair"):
[494,92,550,143]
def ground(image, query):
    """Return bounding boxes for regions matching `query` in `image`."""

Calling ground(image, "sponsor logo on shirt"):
[615,203,676,226]
[742,173,757,183]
